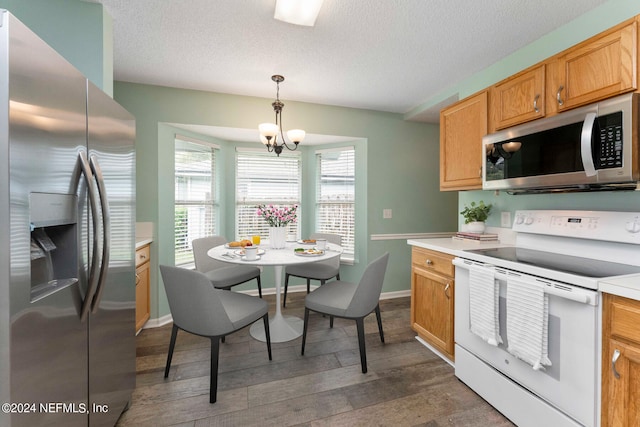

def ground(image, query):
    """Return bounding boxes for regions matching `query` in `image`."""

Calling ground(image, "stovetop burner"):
[465,247,640,279]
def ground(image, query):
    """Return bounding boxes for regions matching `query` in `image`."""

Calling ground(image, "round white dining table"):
[207,241,343,343]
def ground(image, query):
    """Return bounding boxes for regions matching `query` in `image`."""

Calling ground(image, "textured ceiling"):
[97,0,608,134]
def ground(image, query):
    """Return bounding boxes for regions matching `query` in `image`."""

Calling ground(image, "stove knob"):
[515,216,524,225]
[626,220,640,233]
[524,217,534,225]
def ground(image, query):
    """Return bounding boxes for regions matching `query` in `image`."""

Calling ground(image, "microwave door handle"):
[581,112,597,177]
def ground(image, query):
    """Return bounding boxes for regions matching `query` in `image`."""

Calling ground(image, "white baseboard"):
[141,286,411,329]
[142,313,173,329]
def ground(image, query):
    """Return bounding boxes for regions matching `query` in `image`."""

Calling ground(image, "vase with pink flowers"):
[256,204,298,249]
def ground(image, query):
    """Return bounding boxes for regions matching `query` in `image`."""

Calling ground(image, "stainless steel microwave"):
[483,93,640,194]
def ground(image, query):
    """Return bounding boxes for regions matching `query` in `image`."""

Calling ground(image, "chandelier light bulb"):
[287,129,305,144]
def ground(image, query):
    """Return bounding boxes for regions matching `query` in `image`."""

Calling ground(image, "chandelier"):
[258,75,305,156]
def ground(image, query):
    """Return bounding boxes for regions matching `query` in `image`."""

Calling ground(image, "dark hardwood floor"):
[116,293,513,426]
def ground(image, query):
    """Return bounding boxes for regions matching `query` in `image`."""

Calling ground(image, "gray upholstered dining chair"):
[283,232,342,307]
[192,235,263,298]
[160,265,272,404]
[301,252,389,374]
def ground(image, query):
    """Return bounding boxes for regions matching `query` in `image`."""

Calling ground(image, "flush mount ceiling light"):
[274,0,324,26]
[258,75,305,157]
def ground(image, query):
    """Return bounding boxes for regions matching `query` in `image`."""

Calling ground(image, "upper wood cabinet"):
[489,64,546,131]
[439,91,487,191]
[550,19,637,114]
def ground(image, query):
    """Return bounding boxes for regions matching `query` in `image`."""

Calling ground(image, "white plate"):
[234,248,266,256]
[241,255,261,261]
[225,243,259,249]
[297,239,317,245]
[294,249,325,257]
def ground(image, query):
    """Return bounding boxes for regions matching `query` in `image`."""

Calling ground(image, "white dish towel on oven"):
[506,274,551,371]
[468,263,502,346]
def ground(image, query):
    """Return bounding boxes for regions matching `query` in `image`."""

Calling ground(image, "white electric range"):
[453,210,640,427]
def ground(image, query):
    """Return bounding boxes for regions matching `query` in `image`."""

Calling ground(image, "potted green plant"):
[460,201,492,233]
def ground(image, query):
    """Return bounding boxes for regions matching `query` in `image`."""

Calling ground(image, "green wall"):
[113,83,456,319]
[0,0,112,93]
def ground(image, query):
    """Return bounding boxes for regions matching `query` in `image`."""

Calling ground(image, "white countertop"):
[136,238,153,249]
[599,274,640,301]
[407,237,513,257]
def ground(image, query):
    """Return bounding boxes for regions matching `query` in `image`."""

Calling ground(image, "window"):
[174,136,219,265]
[236,148,301,239]
[316,147,355,260]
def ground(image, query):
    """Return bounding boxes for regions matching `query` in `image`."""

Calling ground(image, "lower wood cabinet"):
[135,243,151,333]
[602,293,640,426]
[411,246,455,361]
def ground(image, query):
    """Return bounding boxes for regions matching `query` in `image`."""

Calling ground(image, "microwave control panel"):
[596,111,623,169]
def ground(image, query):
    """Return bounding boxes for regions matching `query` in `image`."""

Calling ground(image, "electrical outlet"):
[383,209,392,219]
[501,211,512,228]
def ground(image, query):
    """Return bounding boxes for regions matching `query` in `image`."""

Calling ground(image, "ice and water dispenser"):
[29,192,79,302]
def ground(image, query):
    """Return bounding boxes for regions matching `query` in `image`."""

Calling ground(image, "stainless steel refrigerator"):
[0,10,136,427]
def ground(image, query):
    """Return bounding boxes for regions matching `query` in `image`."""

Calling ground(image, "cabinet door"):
[553,20,637,112]
[490,65,545,131]
[604,339,640,427]
[411,266,454,360]
[135,261,150,332]
[439,91,487,191]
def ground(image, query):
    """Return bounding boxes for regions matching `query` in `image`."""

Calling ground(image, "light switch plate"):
[383,209,392,219]
[501,211,511,228]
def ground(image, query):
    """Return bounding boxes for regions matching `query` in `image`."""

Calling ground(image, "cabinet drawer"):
[412,247,454,277]
[136,244,150,267]
[609,295,640,344]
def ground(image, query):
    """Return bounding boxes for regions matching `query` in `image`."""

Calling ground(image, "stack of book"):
[452,231,499,243]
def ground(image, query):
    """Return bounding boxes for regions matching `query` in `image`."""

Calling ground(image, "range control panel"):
[513,210,640,244]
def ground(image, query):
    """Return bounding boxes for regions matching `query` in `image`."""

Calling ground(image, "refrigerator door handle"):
[75,151,101,322]
[89,155,111,313]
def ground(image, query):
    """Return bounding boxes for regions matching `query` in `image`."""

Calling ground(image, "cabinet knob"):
[444,283,451,299]
[533,94,540,113]
[135,273,140,285]
[556,85,564,106]
[425,259,433,266]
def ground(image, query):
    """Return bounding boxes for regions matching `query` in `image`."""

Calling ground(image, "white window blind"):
[316,147,355,259]
[174,137,219,265]
[236,149,301,239]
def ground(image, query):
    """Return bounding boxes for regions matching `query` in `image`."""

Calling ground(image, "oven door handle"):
[580,112,598,177]
[542,284,591,305]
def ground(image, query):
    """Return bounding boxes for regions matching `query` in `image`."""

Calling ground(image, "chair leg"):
[209,337,220,403]
[355,318,367,374]
[164,324,179,378]
[263,313,272,360]
[283,273,290,307]
[336,273,341,280]
[330,316,334,328]
[375,304,385,343]
[256,275,263,299]
[301,308,310,355]
[306,278,311,294]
